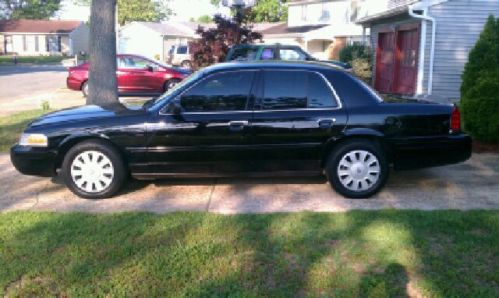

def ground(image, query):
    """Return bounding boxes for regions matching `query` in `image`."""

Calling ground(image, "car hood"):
[29,103,145,128]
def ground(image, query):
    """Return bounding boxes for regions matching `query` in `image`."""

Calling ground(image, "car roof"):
[202,60,346,74]
[232,44,299,48]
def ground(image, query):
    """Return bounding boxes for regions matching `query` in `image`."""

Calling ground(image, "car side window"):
[228,47,258,61]
[279,49,306,61]
[177,46,188,54]
[261,48,276,60]
[180,71,255,112]
[308,72,337,108]
[122,57,150,69]
[261,71,307,110]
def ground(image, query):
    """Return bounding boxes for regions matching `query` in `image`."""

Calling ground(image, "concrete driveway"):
[1,153,498,214]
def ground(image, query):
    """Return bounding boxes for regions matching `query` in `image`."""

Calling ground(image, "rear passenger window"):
[308,72,337,108]
[262,71,307,110]
[261,71,337,110]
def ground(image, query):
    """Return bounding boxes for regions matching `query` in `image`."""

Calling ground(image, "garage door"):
[375,24,420,95]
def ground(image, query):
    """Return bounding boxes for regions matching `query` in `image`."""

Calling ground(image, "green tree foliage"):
[197,15,213,24]
[189,14,262,69]
[460,15,499,142]
[211,0,288,22]
[73,0,172,25]
[0,0,61,19]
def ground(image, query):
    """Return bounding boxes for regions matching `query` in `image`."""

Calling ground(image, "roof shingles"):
[0,19,82,34]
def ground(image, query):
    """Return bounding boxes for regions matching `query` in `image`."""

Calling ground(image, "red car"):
[67,54,191,97]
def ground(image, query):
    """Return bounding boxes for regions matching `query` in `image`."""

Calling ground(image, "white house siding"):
[426,0,499,102]
[119,23,164,60]
[288,1,353,27]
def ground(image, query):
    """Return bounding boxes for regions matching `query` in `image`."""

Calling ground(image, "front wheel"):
[61,140,126,199]
[326,140,388,198]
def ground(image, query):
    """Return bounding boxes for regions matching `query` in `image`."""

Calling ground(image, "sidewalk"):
[1,153,498,214]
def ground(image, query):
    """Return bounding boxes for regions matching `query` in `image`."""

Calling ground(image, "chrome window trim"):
[158,68,344,115]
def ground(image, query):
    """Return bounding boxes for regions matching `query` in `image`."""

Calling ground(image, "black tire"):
[164,78,181,91]
[61,140,127,199]
[81,81,89,97]
[325,140,388,199]
[180,60,191,69]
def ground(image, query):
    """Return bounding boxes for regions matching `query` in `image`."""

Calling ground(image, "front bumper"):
[10,145,58,177]
[391,134,472,170]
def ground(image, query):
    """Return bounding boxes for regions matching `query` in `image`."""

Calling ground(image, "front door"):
[375,32,395,93]
[394,28,419,94]
[120,56,162,93]
[144,70,257,176]
[250,70,347,173]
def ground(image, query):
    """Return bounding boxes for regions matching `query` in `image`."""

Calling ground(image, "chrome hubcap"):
[337,150,380,192]
[70,150,114,193]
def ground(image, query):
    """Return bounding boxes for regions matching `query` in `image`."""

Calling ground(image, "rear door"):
[120,56,160,93]
[250,69,347,173]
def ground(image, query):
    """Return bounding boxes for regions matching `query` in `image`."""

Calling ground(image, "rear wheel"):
[81,81,89,97]
[326,140,388,198]
[61,140,126,199]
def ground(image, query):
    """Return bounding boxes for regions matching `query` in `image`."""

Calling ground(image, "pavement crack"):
[205,179,217,212]
[30,180,49,210]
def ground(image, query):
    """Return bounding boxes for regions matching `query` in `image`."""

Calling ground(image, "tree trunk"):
[87,0,118,105]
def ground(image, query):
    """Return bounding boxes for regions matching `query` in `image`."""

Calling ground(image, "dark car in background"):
[12,61,471,199]
[67,54,191,97]
[225,44,351,70]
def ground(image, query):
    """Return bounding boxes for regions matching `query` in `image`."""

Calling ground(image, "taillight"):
[450,106,461,133]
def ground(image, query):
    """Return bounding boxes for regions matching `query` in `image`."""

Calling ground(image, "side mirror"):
[146,65,154,72]
[167,99,182,116]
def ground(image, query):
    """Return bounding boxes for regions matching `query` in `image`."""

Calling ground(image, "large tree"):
[87,0,118,105]
[211,0,288,22]
[0,0,61,19]
[74,0,172,25]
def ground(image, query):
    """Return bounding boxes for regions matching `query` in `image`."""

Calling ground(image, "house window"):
[35,36,39,52]
[22,35,27,51]
[319,3,330,22]
[57,35,62,52]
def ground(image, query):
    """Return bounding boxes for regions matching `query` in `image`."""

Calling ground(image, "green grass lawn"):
[0,55,65,64]
[0,211,497,297]
[0,110,50,152]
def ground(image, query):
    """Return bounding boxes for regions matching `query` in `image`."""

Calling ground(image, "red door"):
[394,28,419,94]
[375,24,420,95]
[375,32,395,93]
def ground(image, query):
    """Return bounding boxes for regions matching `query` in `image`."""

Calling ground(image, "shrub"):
[339,43,371,64]
[339,43,373,83]
[189,14,262,69]
[460,15,499,142]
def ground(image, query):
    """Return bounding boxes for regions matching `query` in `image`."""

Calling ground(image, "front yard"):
[0,110,50,151]
[1,211,497,296]
[0,55,65,65]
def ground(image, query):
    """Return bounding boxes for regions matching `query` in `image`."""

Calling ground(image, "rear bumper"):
[390,134,472,170]
[10,145,57,177]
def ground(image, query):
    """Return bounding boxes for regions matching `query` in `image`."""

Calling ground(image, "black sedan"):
[11,61,471,199]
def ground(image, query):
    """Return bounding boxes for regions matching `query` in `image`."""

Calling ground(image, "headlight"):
[19,133,48,147]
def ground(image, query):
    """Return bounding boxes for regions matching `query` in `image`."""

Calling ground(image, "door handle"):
[228,120,249,131]
[317,118,336,128]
